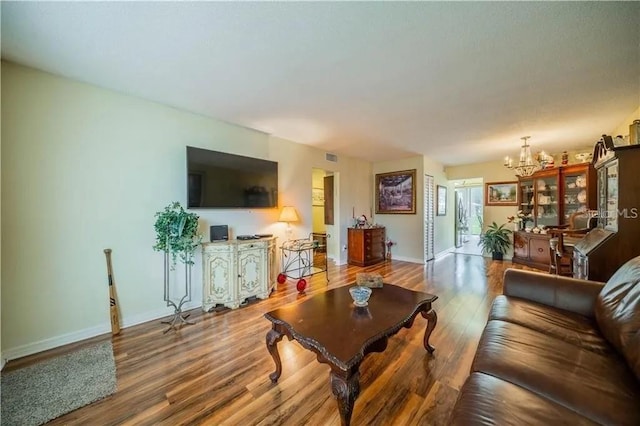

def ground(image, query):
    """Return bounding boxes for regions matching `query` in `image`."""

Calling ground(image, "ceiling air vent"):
[325,153,338,163]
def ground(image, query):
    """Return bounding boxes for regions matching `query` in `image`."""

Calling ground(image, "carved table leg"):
[266,327,284,382]
[421,309,438,354]
[330,368,361,426]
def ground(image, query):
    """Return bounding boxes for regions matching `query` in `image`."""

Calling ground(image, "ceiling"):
[2,2,639,166]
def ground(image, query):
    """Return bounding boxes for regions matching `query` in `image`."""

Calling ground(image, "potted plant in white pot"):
[153,201,202,332]
[478,222,512,261]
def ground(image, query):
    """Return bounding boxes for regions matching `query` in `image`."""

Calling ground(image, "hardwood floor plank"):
[409,380,460,426]
[4,254,532,425]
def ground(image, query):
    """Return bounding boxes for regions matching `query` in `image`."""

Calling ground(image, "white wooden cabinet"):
[202,237,277,311]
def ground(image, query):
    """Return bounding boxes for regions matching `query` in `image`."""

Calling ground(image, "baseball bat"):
[104,249,121,335]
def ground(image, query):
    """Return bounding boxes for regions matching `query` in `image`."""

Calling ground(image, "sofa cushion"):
[489,295,612,354]
[449,372,599,426]
[471,320,640,425]
[595,255,640,380]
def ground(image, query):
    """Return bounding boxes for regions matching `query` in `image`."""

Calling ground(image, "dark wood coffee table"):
[264,284,438,426]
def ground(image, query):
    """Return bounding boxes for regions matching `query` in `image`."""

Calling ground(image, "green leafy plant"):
[153,202,202,267]
[478,221,512,260]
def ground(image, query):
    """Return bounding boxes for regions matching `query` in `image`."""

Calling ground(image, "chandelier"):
[504,136,541,177]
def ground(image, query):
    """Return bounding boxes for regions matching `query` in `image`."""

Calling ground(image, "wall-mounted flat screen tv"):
[187,146,278,208]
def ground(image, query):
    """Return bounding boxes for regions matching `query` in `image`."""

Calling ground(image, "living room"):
[2,2,639,425]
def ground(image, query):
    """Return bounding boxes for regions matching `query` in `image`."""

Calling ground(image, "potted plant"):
[478,221,512,260]
[153,201,202,268]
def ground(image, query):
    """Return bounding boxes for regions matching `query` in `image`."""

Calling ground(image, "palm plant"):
[478,222,512,260]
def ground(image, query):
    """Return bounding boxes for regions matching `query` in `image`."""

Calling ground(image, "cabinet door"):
[529,237,550,264]
[563,168,589,224]
[597,167,608,229]
[513,232,529,260]
[267,238,277,291]
[237,244,267,299]
[604,161,619,231]
[202,244,237,310]
[534,175,559,227]
[519,179,534,217]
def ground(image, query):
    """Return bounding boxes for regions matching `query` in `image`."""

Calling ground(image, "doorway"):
[312,168,337,262]
[452,179,483,256]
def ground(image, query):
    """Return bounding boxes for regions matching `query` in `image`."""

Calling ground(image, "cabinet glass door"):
[519,179,534,217]
[563,169,589,224]
[535,176,558,227]
[605,161,619,231]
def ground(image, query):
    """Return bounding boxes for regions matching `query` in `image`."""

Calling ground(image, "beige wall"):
[373,157,424,262]
[371,155,453,263]
[1,62,372,359]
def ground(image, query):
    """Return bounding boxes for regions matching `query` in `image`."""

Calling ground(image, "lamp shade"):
[278,206,299,223]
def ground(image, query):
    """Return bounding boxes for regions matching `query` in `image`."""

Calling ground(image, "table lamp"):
[278,206,299,241]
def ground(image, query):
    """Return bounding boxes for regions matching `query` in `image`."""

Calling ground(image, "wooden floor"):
[6,254,530,425]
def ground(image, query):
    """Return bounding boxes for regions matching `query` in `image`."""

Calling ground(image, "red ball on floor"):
[296,278,307,292]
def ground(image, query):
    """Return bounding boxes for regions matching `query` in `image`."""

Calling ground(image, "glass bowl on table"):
[349,286,372,307]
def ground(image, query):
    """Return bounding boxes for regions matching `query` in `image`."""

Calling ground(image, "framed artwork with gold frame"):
[485,181,518,206]
[375,169,417,214]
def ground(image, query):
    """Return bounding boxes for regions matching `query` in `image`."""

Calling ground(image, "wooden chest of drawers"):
[348,227,386,266]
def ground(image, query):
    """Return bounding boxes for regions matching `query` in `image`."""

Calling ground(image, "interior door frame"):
[424,174,435,262]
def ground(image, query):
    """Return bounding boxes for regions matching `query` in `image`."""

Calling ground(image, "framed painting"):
[375,169,416,214]
[485,181,518,206]
[436,185,447,216]
[312,187,324,206]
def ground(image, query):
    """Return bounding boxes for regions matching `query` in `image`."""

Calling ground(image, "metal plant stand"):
[161,251,195,333]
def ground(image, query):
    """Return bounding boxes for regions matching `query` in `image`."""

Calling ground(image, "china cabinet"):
[573,138,640,281]
[202,237,277,311]
[513,164,595,270]
[518,164,595,228]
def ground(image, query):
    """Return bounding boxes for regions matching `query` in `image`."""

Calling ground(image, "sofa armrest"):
[503,269,605,317]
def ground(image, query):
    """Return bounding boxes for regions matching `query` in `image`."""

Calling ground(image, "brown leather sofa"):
[450,255,640,425]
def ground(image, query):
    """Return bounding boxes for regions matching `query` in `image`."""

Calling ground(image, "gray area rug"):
[1,340,117,425]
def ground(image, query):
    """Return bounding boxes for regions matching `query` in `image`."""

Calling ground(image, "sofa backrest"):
[595,255,640,380]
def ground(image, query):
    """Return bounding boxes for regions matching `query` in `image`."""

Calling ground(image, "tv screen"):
[187,146,278,208]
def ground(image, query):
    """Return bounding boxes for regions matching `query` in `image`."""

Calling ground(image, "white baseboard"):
[1,358,6,371]
[392,255,424,264]
[1,300,202,363]
[328,254,347,266]
[1,323,111,362]
[435,247,455,259]
[122,300,201,329]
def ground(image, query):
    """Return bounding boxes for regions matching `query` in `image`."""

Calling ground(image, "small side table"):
[278,235,329,290]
